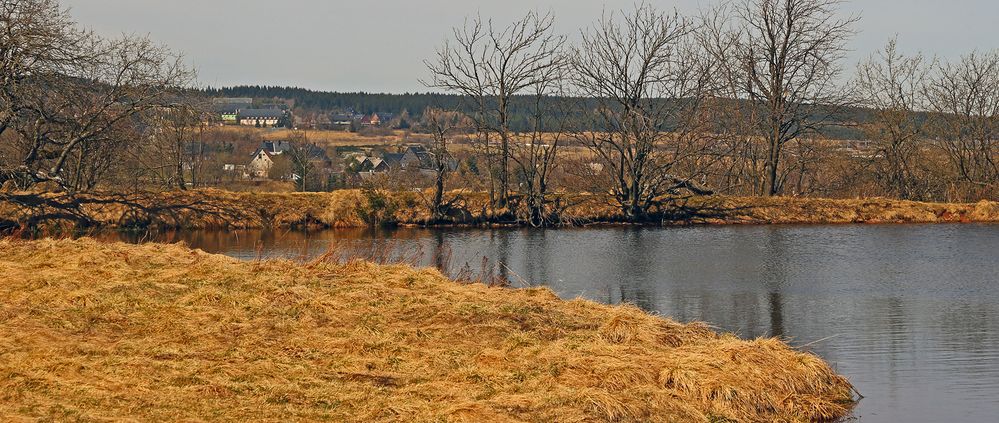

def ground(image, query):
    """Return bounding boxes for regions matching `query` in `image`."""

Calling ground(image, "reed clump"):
[0,238,855,422]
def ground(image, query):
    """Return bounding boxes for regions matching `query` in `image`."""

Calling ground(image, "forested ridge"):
[202,85,868,139]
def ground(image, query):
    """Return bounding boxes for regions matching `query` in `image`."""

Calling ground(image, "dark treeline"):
[202,85,867,139]
[202,86,462,116]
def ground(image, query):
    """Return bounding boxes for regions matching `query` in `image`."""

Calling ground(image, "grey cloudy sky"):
[62,0,999,93]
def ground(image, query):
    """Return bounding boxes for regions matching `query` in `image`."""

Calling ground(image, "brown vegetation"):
[225,126,429,148]
[3,188,998,231]
[0,238,855,421]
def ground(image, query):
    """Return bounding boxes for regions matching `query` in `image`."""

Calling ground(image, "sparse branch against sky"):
[63,0,999,93]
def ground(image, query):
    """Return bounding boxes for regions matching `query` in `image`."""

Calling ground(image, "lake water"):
[105,224,999,422]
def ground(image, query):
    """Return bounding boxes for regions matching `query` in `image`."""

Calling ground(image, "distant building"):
[239,109,286,127]
[360,113,393,127]
[213,97,253,106]
[248,141,291,178]
[213,98,253,125]
[358,157,390,173]
[300,143,333,170]
[222,163,249,179]
[382,153,405,169]
[400,145,434,170]
[331,113,356,126]
[248,141,333,180]
[259,141,292,155]
[220,110,239,124]
[248,149,277,178]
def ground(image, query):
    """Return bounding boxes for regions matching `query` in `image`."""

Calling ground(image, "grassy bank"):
[3,188,999,230]
[0,238,855,421]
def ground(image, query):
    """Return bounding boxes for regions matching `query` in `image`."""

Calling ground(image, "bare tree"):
[570,5,715,221]
[0,0,90,138]
[137,103,207,191]
[424,11,565,209]
[510,50,569,226]
[925,51,999,199]
[0,0,205,230]
[702,0,858,196]
[421,107,466,221]
[854,39,935,200]
[0,0,193,192]
[282,132,327,192]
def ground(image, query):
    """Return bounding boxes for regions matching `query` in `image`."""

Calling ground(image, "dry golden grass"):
[3,188,998,230]
[0,238,855,422]
[216,126,422,147]
[678,196,999,225]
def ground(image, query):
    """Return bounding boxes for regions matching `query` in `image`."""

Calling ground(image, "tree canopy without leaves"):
[702,0,858,196]
[423,11,565,209]
[0,0,193,192]
[570,4,716,220]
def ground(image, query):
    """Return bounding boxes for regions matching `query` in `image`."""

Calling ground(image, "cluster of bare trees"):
[425,0,862,222]
[0,0,194,194]
[424,0,999,221]
[423,11,569,223]
[856,42,999,200]
[4,0,999,228]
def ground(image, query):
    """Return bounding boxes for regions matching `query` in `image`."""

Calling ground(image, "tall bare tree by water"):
[925,51,999,200]
[509,52,569,226]
[854,39,938,200]
[570,5,716,221]
[424,11,565,209]
[421,107,466,221]
[702,0,858,196]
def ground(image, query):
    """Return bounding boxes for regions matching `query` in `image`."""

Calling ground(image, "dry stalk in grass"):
[0,238,856,422]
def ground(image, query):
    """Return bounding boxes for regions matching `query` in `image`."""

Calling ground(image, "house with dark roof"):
[400,145,434,170]
[259,141,292,155]
[358,157,390,173]
[213,98,253,124]
[382,153,405,169]
[248,141,293,178]
[331,113,356,126]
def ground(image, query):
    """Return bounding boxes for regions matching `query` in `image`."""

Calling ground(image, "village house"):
[222,163,249,179]
[248,141,291,178]
[359,114,379,126]
[213,98,253,125]
[331,113,357,126]
[239,109,286,127]
[358,157,391,173]
[359,113,395,127]
[400,145,435,170]
[299,143,334,172]
[350,145,456,180]
[248,149,276,178]
[247,141,334,181]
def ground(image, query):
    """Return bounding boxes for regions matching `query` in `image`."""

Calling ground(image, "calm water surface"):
[106,224,999,422]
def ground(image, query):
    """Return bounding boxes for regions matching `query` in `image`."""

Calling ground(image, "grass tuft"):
[0,238,856,421]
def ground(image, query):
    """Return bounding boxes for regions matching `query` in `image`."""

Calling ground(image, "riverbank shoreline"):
[0,238,856,421]
[3,188,998,231]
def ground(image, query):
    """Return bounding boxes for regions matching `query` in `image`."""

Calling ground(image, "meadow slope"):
[0,238,855,422]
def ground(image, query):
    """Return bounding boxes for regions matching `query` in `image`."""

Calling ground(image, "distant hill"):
[202,86,461,116]
[202,85,869,140]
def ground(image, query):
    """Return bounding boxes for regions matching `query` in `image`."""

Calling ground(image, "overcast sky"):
[61,0,999,93]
